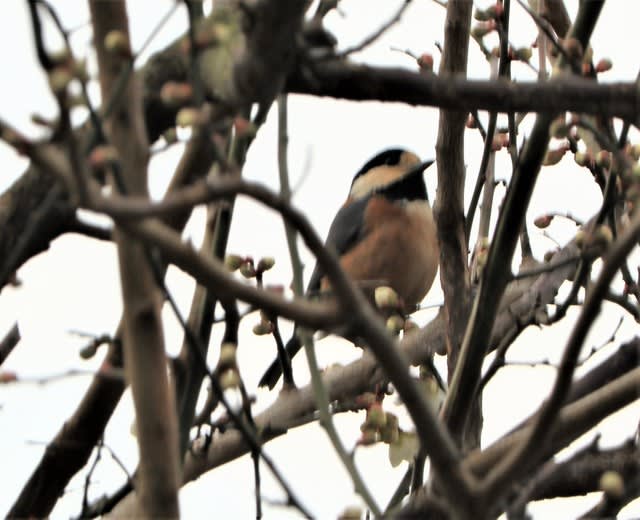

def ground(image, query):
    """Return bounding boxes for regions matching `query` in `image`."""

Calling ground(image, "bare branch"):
[0,323,20,366]
[333,0,412,59]
[287,63,640,124]
[483,195,640,502]
[89,1,180,516]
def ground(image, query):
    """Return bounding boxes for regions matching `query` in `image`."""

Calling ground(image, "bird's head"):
[349,148,434,202]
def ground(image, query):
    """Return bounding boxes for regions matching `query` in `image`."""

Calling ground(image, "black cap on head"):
[352,148,406,184]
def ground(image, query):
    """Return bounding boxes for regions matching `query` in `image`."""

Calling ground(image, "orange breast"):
[323,197,439,309]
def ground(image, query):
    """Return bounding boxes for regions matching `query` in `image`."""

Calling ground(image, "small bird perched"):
[259,148,439,390]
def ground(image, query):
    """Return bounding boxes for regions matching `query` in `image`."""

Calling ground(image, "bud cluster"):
[358,401,400,446]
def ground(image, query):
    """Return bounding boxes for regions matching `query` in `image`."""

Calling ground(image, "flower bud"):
[599,470,624,499]
[595,58,612,74]
[79,343,98,360]
[218,342,237,369]
[338,506,363,520]
[239,260,256,278]
[163,128,178,145]
[474,4,503,21]
[104,30,131,59]
[176,107,201,128]
[513,46,532,62]
[386,314,405,334]
[374,286,400,309]
[417,53,433,73]
[48,67,73,96]
[219,368,240,390]
[224,254,244,271]
[592,225,613,248]
[471,20,497,40]
[73,59,89,82]
[252,320,272,336]
[257,257,275,273]
[366,403,386,427]
[534,215,554,229]
[355,392,377,408]
[0,371,18,383]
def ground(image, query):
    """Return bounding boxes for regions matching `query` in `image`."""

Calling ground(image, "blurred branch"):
[0,323,20,366]
[530,439,639,503]
[121,216,340,328]
[433,0,476,457]
[580,472,640,518]
[90,2,181,517]
[333,0,411,59]
[287,64,640,123]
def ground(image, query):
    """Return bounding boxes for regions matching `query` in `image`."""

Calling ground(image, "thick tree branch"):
[434,0,474,452]
[89,1,180,517]
[528,440,639,502]
[287,63,640,124]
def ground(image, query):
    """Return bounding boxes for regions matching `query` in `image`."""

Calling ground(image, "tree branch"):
[89,1,180,516]
[287,63,640,124]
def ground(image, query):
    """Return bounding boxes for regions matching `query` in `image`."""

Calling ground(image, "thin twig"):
[0,323,20,366]
[1,367,125,385]
[81,439,103,516]
[333,0,412,59]
[511,254,580,280]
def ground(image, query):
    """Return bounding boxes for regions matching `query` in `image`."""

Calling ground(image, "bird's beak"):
[406,159,435,176]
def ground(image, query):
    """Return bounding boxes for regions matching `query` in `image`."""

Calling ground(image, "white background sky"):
[0,1,639,518]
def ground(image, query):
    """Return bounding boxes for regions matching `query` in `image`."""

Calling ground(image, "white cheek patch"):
[349,166,404,199]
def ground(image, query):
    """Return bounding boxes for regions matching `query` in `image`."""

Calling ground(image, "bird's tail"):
[258,334,302,390]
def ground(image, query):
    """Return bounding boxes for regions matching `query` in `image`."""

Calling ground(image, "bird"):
[258,148,439,390]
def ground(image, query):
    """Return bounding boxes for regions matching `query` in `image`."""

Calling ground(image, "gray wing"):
[306,195,370,295]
